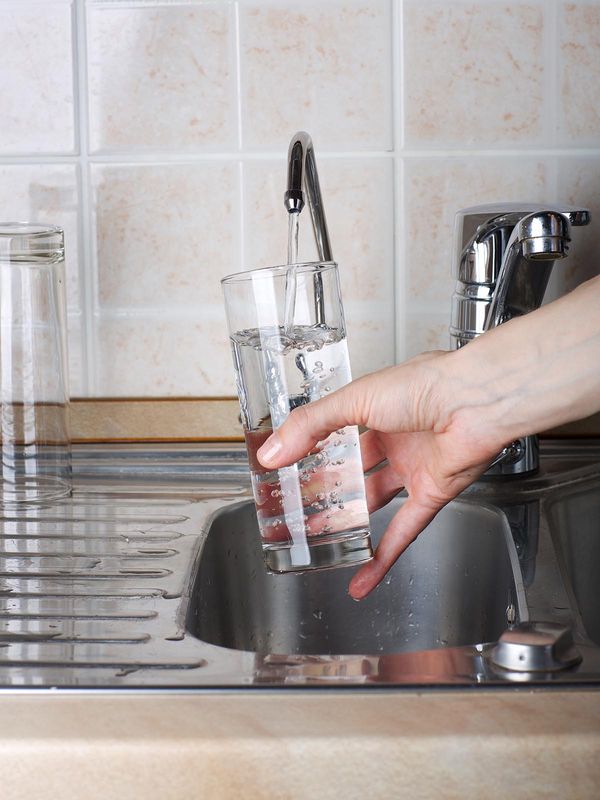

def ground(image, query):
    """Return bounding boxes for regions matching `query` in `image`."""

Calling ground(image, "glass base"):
[0,477,71,507]
[264,528,373,574]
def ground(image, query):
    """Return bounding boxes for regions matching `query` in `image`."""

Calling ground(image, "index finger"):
[348,497,441,599]
[257,381,365,469]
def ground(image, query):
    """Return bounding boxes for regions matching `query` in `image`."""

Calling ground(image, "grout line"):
[237,160,245,271]
[542,3,560,202]
[93,306,229,320]
[391,147,600,158]
[84,1,222,7]
[69,1,81,160]
[85,0,218,7]
[73,0,96,396]
[392,0,405,364]
[233,1,243,152]
[390,0,398,363]
[394,0,404,154]
[94,301,443,320]
[545,0,560,203]
[1,147,600,165]
[234,2,245,271]
[546,0,559,150]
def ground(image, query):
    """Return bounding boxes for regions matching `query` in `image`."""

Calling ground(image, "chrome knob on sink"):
[489,621,582,673]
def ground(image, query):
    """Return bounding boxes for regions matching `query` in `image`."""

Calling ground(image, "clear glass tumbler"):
[222,260,372,573]
[0,223,71,505]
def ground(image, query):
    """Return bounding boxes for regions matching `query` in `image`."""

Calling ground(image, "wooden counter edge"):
[69,398,600,443]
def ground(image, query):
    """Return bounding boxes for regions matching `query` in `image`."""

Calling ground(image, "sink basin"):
[187,497,526,655]
[547,482,600,646]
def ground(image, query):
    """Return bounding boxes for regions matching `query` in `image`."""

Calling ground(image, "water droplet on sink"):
[312,609,323,620]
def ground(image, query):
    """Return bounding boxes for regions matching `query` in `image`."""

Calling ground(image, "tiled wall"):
[1,0,599,398]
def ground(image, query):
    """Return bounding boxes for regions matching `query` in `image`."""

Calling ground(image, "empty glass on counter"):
[0,223,71,505]
[222,260,372,573]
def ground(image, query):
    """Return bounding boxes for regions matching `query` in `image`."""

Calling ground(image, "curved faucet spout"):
[284,131,333,263]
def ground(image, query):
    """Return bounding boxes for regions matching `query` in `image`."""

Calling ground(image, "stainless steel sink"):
[0,440,598,688]
[188,498,525,655]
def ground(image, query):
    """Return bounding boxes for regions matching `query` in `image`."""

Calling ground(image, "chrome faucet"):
[284,131,333,262]
[284,131,333,326]
[450,203,591,475]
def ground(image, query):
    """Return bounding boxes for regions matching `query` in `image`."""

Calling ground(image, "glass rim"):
[0,222,63,238]
[0,222,64,263]
[221,260,337,285]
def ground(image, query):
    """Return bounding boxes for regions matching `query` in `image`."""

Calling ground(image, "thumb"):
[257,382,363,469]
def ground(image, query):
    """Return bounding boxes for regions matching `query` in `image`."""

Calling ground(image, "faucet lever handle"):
[453,204,590,284]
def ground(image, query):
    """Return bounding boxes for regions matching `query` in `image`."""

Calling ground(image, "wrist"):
[434,345,517,449]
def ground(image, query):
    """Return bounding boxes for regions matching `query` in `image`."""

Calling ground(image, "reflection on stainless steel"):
[0,441,596,688]
[189,498,525,656]
[547,486,600,647]
[450,203,590,476]
[498,500,540,588]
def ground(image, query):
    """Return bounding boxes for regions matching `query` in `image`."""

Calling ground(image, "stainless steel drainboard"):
[0,442,597,689]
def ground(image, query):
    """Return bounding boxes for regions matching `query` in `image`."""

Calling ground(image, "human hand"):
[258,275,600,598]
[257,351,507,599]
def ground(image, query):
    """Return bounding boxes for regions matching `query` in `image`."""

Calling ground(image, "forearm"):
[442,275,600,443]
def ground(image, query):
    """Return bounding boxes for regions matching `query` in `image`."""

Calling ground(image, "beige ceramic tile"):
[91,163,238,310]
[558,2,600,144]
[240,1,392,150]
[403,157,550,311]
[344,304,395,376]
[405,313,450,360]
[0,165,81,311]
[543,156,600,302]
[87,2,236,152]
[243,157,395,305]
[0,2,74,154]
[95,312,235,397]
[403,1,546,147]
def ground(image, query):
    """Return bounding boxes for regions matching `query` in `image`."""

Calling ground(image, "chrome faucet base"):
[450,203,590,477]
[486,436,540,477]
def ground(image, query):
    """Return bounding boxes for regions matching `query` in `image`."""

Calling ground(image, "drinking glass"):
[0,223,71,505]
[222,260,372,573]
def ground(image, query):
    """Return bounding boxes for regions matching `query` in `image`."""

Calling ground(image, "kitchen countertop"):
[0,690,598,799]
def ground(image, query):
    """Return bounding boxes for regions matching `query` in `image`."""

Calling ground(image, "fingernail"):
[257,434,282,466]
